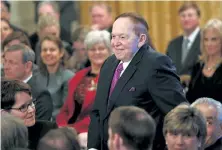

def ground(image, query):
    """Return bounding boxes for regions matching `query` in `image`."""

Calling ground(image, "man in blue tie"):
[88,12,187,150]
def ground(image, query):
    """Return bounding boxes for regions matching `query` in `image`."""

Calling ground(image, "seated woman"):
[163,103,207,150]
[35,15,72,65]
[1,79,57,150]
[37,35,74,120]
[1,18,13,44]
[56,30,112,148]
[186,18,222,103]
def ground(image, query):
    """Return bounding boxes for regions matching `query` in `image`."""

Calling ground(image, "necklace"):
[204,61,221,71]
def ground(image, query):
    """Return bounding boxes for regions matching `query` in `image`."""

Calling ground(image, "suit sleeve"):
[88,107,101,149]
[148,55,188,114]
[35,90,53,121]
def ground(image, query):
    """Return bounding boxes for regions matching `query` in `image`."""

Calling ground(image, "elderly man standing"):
[88,12,187,150]
[192,97,222,150]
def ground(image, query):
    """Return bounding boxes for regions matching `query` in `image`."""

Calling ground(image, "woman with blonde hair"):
[186,18,222,103]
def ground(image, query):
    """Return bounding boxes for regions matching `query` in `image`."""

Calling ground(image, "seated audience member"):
[1,18,13,44]
[108,106,156,150]
[186,18,222,103]
[37,127,80,150]
[2,31,31,51]
[30,1,71,50]
[65,26,91,72]
[90,2,113,33]
[166,2,201,87]
[1,79,57,150]
[1,113,28,150]
[56,30,112,148]
[191,97,222,150]
[0,1,28,36]
[1,31,39,76]
[163,103,207,150]
[3,44,53,121]
[35,15,72,65]
[37,35,74,120]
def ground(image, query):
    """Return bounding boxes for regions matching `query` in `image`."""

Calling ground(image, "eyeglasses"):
[9,99,36,112]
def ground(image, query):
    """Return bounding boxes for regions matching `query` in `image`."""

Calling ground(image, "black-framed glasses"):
[9,99,36,112]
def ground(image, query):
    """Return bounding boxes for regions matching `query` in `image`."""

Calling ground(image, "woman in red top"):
[56,30,112,148]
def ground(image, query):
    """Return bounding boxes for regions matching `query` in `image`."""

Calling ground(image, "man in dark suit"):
[166,2,201,86]
[3,44,53,121]
[88,12,187,150]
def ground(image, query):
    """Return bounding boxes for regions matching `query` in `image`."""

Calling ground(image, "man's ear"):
[138,33,147,48]
[25,61,33,72]
[114,133,123,150]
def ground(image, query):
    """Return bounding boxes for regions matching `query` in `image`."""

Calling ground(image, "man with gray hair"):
[30,1,71,50]
[191,97,222,149]
[3,44,53,121]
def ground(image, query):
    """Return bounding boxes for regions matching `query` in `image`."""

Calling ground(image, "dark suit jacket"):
[88,44,187,150]
[205,137,222,150]
[166,32,201,75]
[28,120,57,150]
[27,74,53,121]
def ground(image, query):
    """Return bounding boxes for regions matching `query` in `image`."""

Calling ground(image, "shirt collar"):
[23,74,33,83]
[120,48,139,70]
[184,27,200,43]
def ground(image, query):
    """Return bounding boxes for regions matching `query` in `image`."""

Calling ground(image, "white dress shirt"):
[23,74,33,83]
[184,27,200,50]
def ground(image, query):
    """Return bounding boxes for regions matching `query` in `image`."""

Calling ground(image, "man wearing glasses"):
[1,79,57,149]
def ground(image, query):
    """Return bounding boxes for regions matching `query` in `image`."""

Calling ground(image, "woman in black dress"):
[186,18,222,103]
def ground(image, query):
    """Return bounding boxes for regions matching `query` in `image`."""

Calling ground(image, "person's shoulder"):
[28,74,50,96]
[169,35,183,44]
[69,67,91,82]
[62,69,75,79]
[144,46,167,61]
[143,46,174,68]
[105,54,116,64]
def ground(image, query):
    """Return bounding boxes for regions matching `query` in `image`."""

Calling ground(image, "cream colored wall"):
[10,1,36,35]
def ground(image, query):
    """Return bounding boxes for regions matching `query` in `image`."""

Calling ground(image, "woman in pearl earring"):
[186,18,222,103]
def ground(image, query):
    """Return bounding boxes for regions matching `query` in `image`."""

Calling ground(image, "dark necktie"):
[109,63,123,96]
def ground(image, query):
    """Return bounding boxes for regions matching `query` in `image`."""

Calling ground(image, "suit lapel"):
[175,37,183,73]
[181,32,200,73]
[105,45,147,118]
[100,58,120,114]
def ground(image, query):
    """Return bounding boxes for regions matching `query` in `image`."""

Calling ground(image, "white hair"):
[191,97,222,124]
[84,30,111,52]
